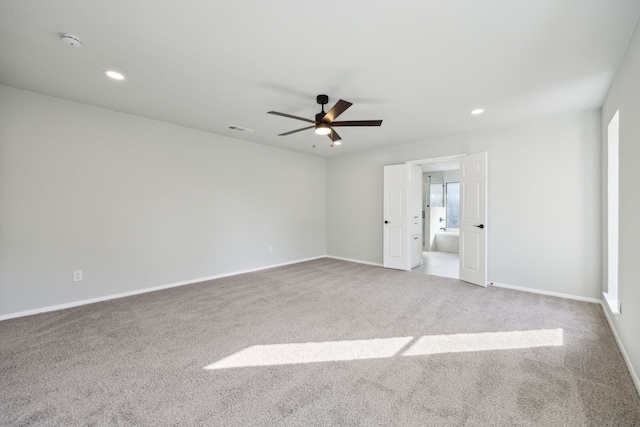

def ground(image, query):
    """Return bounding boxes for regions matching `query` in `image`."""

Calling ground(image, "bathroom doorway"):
[403,152,488,285]
[414,159,460,279]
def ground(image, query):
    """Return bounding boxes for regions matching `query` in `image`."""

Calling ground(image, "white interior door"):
[459,152,487,286]
[383,164,410,270]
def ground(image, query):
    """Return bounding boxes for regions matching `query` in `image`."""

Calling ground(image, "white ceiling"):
[421,160,460,173]
[1,1,639,158]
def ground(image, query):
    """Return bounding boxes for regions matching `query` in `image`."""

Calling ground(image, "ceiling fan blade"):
[329,128,342,142]
[331,120,383,127]
[322,100,353,123]
[278,125,315,136]
[268,111,316,124]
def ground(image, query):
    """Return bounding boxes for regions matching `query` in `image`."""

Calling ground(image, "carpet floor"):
[1,258,639,426]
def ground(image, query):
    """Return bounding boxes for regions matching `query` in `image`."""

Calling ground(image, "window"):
[605,110,620,314]
[445,182,459,229]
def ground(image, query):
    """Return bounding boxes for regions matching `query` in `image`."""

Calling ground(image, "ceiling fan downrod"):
[316,94,329,123]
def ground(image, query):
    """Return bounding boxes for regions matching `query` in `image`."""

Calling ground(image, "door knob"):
[473,224,485,229]
[384,220,389,224]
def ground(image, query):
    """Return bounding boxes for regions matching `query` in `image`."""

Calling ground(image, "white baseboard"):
[0,255,325,322]
[490,281,602,304]
[325,255,383,267]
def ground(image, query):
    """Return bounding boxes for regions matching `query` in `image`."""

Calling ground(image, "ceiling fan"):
[268,94,382,146]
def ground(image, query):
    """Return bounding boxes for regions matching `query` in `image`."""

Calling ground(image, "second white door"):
[459,152,487,287]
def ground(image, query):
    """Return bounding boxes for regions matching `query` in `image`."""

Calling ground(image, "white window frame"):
[604,110,620,314]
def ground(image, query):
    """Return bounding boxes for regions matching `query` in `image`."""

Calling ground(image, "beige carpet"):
[1,258,639,426]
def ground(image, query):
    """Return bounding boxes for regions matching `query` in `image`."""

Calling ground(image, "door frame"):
[405,154,467,167]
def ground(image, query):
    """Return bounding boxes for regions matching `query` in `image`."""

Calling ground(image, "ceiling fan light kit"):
[268,94,382,147]
[315,123,331,135]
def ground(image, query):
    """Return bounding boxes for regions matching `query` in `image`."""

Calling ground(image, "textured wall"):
[0,86,326,316]
[326,110,602,299]
[601,18,640,391]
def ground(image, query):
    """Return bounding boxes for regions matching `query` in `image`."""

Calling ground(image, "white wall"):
[601,19,640,389]
[0,86,326,316]
[327,110,601,299]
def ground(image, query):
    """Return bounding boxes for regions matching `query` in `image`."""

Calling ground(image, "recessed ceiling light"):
[471,108,484,115]
[105,70,125,81]
[333,141,342,146]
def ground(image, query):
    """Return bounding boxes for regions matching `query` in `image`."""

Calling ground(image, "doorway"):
[415,159,461,279]
[401,153,487,286]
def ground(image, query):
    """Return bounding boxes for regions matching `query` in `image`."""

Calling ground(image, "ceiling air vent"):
[228,125,254,133]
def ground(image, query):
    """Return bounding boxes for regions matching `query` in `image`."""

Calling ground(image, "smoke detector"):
[61,34,82,48]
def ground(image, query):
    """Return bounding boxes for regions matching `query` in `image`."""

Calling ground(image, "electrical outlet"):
[73,270,83,281]
[268,246,273,253]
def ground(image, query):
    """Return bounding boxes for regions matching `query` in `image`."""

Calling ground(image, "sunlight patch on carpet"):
[204,337,414,369]
[204,329,563,369]
[402,329,564,356]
